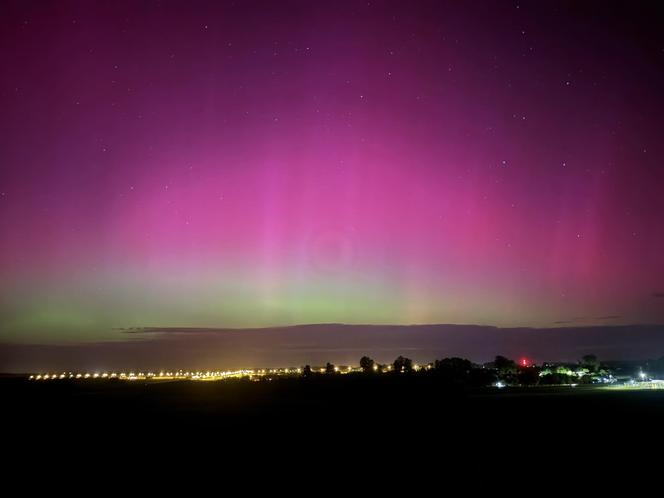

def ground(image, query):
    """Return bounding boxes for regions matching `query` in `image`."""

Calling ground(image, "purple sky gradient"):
[1,1,663,364]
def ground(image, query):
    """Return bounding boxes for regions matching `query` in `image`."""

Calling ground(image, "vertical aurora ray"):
[1,1,663,345]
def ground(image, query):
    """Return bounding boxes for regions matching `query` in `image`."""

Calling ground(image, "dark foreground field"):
[5,374,664,454]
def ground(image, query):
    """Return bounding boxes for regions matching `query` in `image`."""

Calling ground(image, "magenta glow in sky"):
[1,0,663,343]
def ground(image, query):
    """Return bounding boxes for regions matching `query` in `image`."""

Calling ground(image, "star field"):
[1,0,663,343]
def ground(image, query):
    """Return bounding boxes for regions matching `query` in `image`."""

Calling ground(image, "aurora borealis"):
[1,0,663,360]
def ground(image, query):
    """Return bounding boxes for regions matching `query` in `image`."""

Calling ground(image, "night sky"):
[1,1,663,362]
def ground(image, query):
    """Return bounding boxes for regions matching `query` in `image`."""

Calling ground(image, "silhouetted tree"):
[581,354,600,373]
[325,362,335,374]
[494,356,517,375]
[434,357,473,384]
[517,365,540,385]
[393,356,413,373]
[302,365,312,378]
[360,356,375,373]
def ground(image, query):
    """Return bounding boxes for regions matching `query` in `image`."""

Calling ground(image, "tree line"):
[299,353,612,387]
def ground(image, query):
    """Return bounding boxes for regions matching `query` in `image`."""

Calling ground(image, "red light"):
[521,358,528,367]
